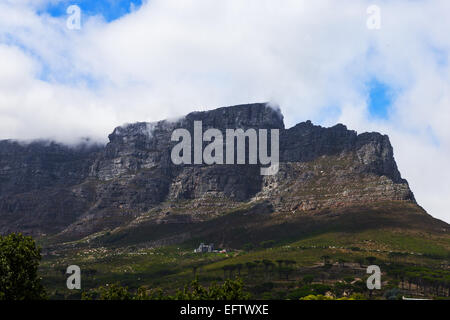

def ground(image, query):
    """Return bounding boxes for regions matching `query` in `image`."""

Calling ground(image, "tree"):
[262,260,275,279]
[275,259,284,268]
[280,260,296,280]
[235,264,243,276]
[320,255,331,265]
[245,262,257,278]
[223,265,231,279]
[0,233,46,300]
[85,279,251,300]
[280,267,294,280]
[300,294,334,300]
[175,279,251,300]
[302,275,315,285]
[338,258,347,268]
[285,260,296,267]
[99,283,132,300]
[300,293,365,300]
[228,265,236,278]
[134,287,165,300]
[275,260,285,279]
[83,285,165,300]
[192,265,199,278]
[355,257,365,268]
[366,256,377,265]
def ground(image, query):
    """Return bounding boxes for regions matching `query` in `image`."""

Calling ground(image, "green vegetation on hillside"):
[0,233,46,300]
[38,215,450,300]
[3,201,448,300]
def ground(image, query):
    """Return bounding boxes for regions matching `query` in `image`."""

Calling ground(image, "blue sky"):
[367,79,394,120]
[41,0,143,22]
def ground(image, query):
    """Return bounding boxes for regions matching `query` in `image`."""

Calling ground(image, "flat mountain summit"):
[0,103,446,244]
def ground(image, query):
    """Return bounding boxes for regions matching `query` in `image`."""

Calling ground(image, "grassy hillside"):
[38,201,450,300]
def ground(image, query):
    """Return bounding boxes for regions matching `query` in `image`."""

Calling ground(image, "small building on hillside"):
[194,243,214,253]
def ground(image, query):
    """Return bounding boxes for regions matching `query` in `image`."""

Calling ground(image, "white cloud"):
[0,0,449,222]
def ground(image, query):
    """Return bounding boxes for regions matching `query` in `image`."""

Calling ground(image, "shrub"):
[286,284,332,300]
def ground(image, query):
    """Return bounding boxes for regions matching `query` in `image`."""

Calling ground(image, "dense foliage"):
[82,278,250,300]
[0,233,46,300]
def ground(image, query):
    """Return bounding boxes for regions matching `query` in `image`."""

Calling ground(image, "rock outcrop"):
[0,103,416,238]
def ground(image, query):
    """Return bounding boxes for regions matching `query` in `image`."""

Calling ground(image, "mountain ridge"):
[0,102,440,242]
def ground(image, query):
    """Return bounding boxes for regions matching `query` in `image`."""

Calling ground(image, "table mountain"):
[0,102,443,244]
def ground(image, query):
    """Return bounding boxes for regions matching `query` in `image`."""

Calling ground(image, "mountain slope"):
[0,102,446,245]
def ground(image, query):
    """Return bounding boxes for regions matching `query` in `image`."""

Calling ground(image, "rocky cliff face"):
[0,103,416,238]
